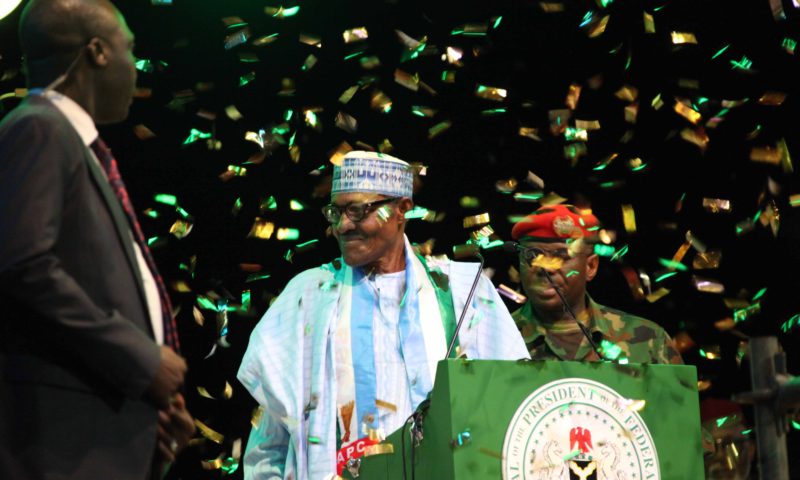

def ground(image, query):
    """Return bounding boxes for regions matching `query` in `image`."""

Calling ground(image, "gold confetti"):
[335,111,358,133]
[674,101,702,124]
[518,127,542,141]
[201,453,225,470]
[646,287,670,303]
[714,317,736,331]
[444,46,464,65]
[585,15,610,38]
[133,124,156,140]
[703,198,732,213]
[170,219,193,239]
[375,399,397,412]
[343,27,369,43]
[680,127,709,150]
[299,33,321,47]
[463,213,490,228]
[643,12,655,33]
[617,398,646,412]
[197,386,215,400]
[531,254,564,271]
[329,141,353,166]
[671,31,698,44]
[339,85,359,104]
[565,83,581,110]
[247,218,275,239]
[394,69,419,91]
[364,443,394,456]
[428,120,452,139]
[671,241,692,264]
[475,84,508,102]
[360,56,381,70]
[495,178,518,193]
[575,119,601,130]
[251,406,264,427]
[527,171,545,189]
[692,275,725,294]
[615,85,639,102]
[225,105,243,120]
[758,91,787,106]
[441,70,456,83]
[540,192,567,206]
[193,306,205,326]
[195,419,225,444]
[224,382,233,399]
[370,90,392,113]
[621,204,637,233]
[694,250,722,269]
[686,230,707,253]
[302,54,318,71]
[540,2,565,12]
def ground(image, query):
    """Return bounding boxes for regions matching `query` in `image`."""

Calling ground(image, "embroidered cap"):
[331,151,413,199]
[511,204,600,242]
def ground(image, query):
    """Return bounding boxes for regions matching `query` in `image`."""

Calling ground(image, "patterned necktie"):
[90,137,181,351]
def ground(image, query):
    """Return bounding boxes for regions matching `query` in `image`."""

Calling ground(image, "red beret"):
[511,204,600,242]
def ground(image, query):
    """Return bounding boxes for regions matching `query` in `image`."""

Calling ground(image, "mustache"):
[338,232,365,241]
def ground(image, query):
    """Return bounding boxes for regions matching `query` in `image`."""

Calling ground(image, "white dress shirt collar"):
[33,89,98,147]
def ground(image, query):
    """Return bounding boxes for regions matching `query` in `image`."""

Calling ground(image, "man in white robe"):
[237,151,530,479]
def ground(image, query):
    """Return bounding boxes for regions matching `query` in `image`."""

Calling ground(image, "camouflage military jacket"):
[512,296,683,364]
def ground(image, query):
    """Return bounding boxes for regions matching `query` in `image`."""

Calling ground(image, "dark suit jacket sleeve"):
[0,111,161,400]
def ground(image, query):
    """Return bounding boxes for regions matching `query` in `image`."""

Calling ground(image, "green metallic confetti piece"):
[658,258,688,271]
[780,314,800,332]
[289,199,305,211]
[609,244,629,262]
[655,271,678,283]
[593,244,616,257]
[752,287,767,301]
[154,193,177,206]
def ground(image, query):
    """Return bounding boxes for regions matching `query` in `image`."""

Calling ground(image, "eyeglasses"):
[519,247,575,263]
[321,198,398,224]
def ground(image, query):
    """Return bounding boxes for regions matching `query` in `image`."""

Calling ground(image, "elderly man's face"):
[519,240,599,316]
[330,192,406,268]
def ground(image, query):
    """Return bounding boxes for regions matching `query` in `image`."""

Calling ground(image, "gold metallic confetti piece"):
[703,198,732,213]
[247,218,275,240]
[475,84,508,102]
[565,83,581,110]
[329,141,353,166]
[624,103,639,123]
[621,204,637,234]
[133,124,156,140]
[299,33,321,47]
[531,254,564,271]
[343,27,369,43]
[224,382,233,399]
[195,419,225,444]
[617,397,646,412]
[749,146,782,164]
[758,91,787,106]
[170,220,193,239]
[370,90,392,113]
[615,85,639,102]
[375,399,397,412]
[251,406,263,428]
[672,331,696,353]
[518,127,542,141]
[693,250,722,269]
[265,5,300,18]
[394,69,419,92]
[197,386,215,400]
[674,101,702,124]
[693,275,725,294]
[334,111,358,133]
[377,138,394,154]
[363,443,394,457]
[646,287,670,303]
[250,33,278,47]
[697,380,712,392]
[643,11,655,33]
[201,453,225,470]
[585,15,610,38]
[700,345,722,360]
[714,317,736,331]
[575,119,601,130]
[444,46,464,65]
[686,230,707,253]
[539,2,565,12]
[302,54,318,71]
[470,225,495,243]
[678,78,700,89]
[680,127,709,150]
[463,213,490,229]
[671,31,698,45]
[540,192,567,206]
[428,120,452,139]
[225,105,243,121]
[460,196,480,208]
[526,171,545,189]
[495,178,518,193]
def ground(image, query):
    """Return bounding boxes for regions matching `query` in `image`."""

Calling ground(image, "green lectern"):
[344,359,703,480]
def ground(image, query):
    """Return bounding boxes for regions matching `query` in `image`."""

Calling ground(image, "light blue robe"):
[237,244,530,479]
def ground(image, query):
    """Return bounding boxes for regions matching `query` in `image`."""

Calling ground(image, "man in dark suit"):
[0,0,194,478]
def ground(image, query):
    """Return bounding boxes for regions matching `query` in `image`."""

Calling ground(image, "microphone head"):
[452,243,480,259]
[502,240,521,253]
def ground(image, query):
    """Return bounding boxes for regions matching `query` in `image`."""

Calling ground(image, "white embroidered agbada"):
[237,237,530,479]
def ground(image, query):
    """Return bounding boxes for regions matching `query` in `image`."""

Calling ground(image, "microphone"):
[445,243,485,359]
[504,240,605,361]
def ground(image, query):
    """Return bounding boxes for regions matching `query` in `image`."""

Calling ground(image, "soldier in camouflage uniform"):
[510,204,682,364]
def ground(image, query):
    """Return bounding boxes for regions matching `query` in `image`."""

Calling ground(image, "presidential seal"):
[502,378,659,480]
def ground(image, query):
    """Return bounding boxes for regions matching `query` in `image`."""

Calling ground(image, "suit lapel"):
[83,147,150,315]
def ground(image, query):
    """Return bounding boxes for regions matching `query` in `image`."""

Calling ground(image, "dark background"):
[2,0,799,477]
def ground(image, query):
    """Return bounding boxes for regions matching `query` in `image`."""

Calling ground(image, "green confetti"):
[289,199,305,211]
[593,244,616,257]
[609,244,629,262]
[600,339,623,361]
[730,56,753,70]
[658,258,688,271]
[197,297,217,311]
[752,287,767,301]
[711,44,730,59]
[154,193,177,206]
[780,314,800,332]
[566,270,580,277]
[655,271,678,283]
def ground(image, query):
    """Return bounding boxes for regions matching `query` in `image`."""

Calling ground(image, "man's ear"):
[85,37,110,67]
[397,197,413,215]
[585,253,600,282]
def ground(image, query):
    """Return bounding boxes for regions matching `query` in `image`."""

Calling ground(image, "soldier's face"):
[519,240,599,315]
